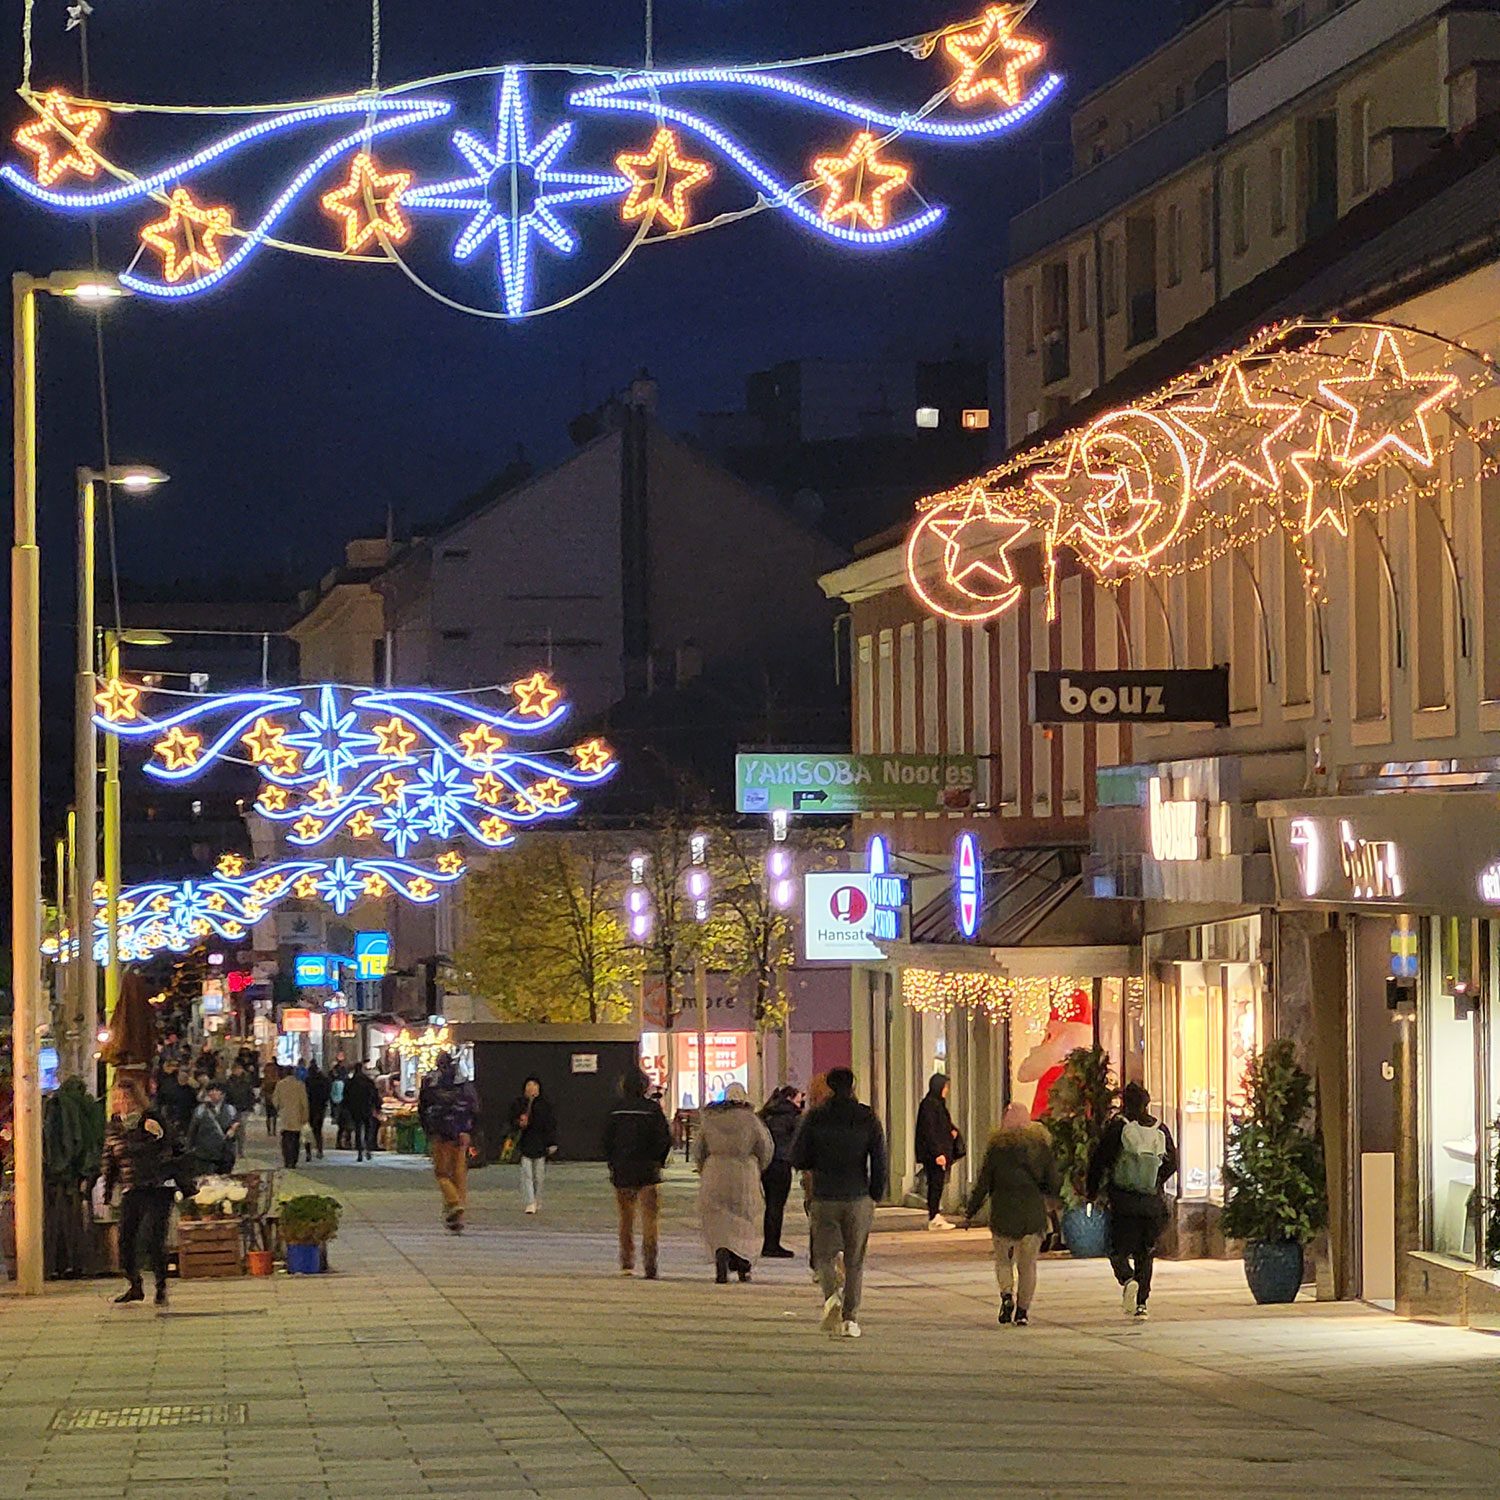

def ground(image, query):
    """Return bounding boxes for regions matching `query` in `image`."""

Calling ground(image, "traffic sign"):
[735,752,979,814]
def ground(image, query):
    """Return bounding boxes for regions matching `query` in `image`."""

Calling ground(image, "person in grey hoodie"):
[963,1102,1060,1327]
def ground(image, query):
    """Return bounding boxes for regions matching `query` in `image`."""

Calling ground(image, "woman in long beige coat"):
[693,1083,774,1282]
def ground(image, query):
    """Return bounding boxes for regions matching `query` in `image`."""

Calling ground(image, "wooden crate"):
[177,1218,243,1279]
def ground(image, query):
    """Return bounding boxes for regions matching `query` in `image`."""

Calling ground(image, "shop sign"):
[735,751,979,814]
[955,832,982,939]
[281,1008,312,1033]
[1148,777,1206,862]
[354,930,391,980]
[1030,668,1229,726]
[803,872,883,963]
[1289,817,1404,901]
[868,835,907,944]
[294,952,335,988]
[571,1053,599,1074]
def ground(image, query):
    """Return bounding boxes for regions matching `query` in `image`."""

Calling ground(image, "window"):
[877,629,895,752]
[1269,145,1287,233]
[1280,536,1312,708]
[1041,261,1070,385]
[856,634,874,752]
[1198,184,1215,271]
[1481,471,1500,703]
[1164,202,1183,287]
[371,635,387,685]
[1350,493,1387,722]
[1125,214,1157,346]
[1426,919,1478,1260]
[1229,549,1261,715]
[1352,97,1372,197]
[1103,237,1121,317]
[1412,497,1451,713]
[1020,283,1037,353]
[1230,163,1249,255]
[1075,250,1091,332]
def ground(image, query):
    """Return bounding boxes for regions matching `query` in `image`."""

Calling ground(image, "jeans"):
[431,1137,468,1219]
[264,1104,278,1136]
[279,1130,301,1169]
[354,1115,378,1159]
[992,1233,1042,1310]
[521,1153,546,1209]
[925,1162,947,1219]
[615,1185,659,1274]
[810,1196,874,1321]
[761,1160,793,1251]
[119,1186,173,1291]
[1110,1212,1164,1306]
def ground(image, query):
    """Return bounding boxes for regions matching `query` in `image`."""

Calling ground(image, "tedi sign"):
[1031,668,1229,726]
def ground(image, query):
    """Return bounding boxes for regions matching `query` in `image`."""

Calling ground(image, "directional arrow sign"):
[736,752,980,815]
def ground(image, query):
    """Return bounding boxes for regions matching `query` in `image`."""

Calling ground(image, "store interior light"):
[915,406,940,429]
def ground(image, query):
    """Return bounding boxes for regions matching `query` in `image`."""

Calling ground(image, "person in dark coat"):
[157,1067,198,1136]
[603,1069,673,1278]
[304,1061,330,1161]
[914,1072,961,1229]
[261,1059,281,1136]
[963,1103,1060,1326]
[758,1086,801,1257]
[418,1052,482,1230]
[102,1079,181,1307]
[224,1063,256,1117]
[1086,1081,1179,1320]
[185,1081,239,1174]
[344,1062,380,1161]
[507,1077,559,1215]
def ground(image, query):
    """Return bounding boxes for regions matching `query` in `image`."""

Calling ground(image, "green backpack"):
[1112,1119,1166,1195]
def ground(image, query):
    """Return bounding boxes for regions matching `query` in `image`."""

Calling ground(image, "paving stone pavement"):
[6,1129,1500,1498]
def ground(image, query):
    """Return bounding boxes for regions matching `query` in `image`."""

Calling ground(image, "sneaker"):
[819,1292,844,1334]
[523,1203,538,1215]
[763,1246,796,1259]
[1013,1308,1029,1327]
[927,1215,956,1232]
[619,1267,634,1277]
[1133,1304,1149,1321]
[840,1320,862,1339]
[1122,1278,1139,1317]
[997,1292,1014,1325]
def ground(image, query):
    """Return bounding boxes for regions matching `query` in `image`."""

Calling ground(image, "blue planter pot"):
[1243,1239,1303,1304]
[284,1242,323,1275]
[1061,1203,1111,1258]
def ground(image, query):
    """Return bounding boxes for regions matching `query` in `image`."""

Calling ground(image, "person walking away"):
[799,1073,832,1281]
[1087,1081,1179,1320]
[603,1068,672,1278]
[962,1102,1059,1327]
[759,1086,801,1258]
[693,1082,774,1283]
[186,1080,239,1175]
[272,1067,309,1170]
[791,1066,887,1339]
[224,1063,255,1119]
[304,1061,330,1161]
[418,1050,481,1231]
[261,1059,281,1137]
[345,1062,380,1160]
[330,1062,350,1150]
[102,1080,180,1307]
[915,1073,963,1230]
[507,1076,558,1215]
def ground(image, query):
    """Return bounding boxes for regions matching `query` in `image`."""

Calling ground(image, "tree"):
[1042,1046,1118,1207]
[456,832,637,1024]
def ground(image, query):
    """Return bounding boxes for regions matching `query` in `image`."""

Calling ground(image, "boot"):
[734,1254,752,1283]
[714,1249,729,1284]
[154,1283,169,1307]
[114,1283,144,1305]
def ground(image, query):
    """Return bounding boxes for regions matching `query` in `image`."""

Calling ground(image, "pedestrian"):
[1086,1081,1179,1321]
[330,1061,350,1150]
[224,1062,255,1118]
[272,1066,309,1170]
[791,1066,887,1339]
[758,1085,801,1258]
[962,1102,1060,1327]
[603,1068,672,1279]
[506,1076,558,1215]
[193,1040,219,1082]
[102,1079,180,1307]
[915,1072,963,1230]
[261,1059,281,1136]
[417,1050,481,1231]
[159,1066,197,1137]
[693,1082,774,1284]
[304,1060,329,1161]
[345,1062,380,1160]
[186,1080,239,1175]
[799,1072,832,1280]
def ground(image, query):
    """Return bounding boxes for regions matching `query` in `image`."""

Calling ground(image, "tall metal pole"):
[102,633,123,1043]
[11,272,43,1294]
[74,474,99,1091]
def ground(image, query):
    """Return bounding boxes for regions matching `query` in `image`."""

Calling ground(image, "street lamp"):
[74,468,169,1087]
[11,269,131,1296]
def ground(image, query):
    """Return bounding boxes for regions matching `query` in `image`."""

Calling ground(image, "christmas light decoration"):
[944,6,1046,107]
[511,671,561,718]
[616,128,712,232]
[1287,412,1354,538]
[812,131,910,231]
[139,187,234,284]
[1318,327,1459,468]
[906,488,1028,622]
[154,726,203,770]
[955,832,982,940]
[574,739,613,775]
[215,853,246,878]
[457,723,506,763]
[94,677,140,722]
[14,89,104,184]
[901,970,1118,1025]
[1168,362,1301,494]
[321,150,413,253]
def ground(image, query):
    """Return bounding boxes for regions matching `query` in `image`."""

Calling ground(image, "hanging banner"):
[736,752,979,814]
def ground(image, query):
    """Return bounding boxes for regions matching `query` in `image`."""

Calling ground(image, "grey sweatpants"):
[810,1196,875,1320]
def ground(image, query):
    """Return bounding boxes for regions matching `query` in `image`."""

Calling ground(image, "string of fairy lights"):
[901,969,1145,1025]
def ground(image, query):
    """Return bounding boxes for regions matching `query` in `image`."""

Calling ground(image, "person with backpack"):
[418,1051,482,1231]
[506,1076,559,1215]
[185,1080,239,1175]
[1086,1081,1179,1320]
[602,1069,673,1278]
[914,1073,964,1229]
[345,1062,381,1160]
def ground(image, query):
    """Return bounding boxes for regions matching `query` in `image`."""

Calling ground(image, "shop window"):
[1486,928,1500,1267]
[1280,535,1313,708]
[1426,919,1479,1261]
[1482,471,1500,704]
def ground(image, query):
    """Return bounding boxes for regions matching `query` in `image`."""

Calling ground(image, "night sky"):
[1,0,1181,608]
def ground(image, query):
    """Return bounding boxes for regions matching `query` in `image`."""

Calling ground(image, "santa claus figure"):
[1015,988,1094,1120]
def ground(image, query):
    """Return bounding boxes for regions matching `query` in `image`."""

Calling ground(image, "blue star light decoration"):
[285,684,378,782]
[404,68,628,316]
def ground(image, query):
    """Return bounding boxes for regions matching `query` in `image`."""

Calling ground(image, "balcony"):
[1008,88,1228,267]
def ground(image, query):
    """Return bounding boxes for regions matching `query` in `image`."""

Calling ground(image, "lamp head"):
[110,466,169,493]
[45,271,129,303]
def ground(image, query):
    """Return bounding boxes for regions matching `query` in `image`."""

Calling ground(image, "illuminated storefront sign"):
[867,835,907,943]
[355,930,392,980]
[294,952,335,987]
[803,872,883,963]
[955,831,982,939]
[1148,776,1205,862]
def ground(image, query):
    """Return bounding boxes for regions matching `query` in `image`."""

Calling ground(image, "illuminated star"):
[321,150,414,254]
[117,900,135,918]
[945,7,1046,107]
[523,777,571,812]
[412,755,465,837]
[1169,362,1302,493]
[204,893,226,913]
[812,132,910,231]
[15,89,105,185]
[362,872,390,898]
[574,739,613,775]
[222,921,245,939]
[403,67,629,317]
[926,490,1028,602]
[266,743,301,776]
[252,876,283,898]
[407,877,436,901]
[616,128,712,232]
[458,723,506,764]
[1288,412,1356,538]
[241,716,288,764]
[294,874,320,899]
[317,858,363,916]
[372,716,418,757]
[215,854,246,878]
[292,814,325,842]
[472,772,507,806]
[479,814,512,844]
[257,784,290,813]
[151,894,171,914]
[140,187,234,285]
[374,802,425,858]
[1318,328,1459,469]
[154,727,203,771]
[309,777,343,810]
[373,772,409,806]
[1031,440,1127,538]
[285,686,378,783]
[349,809,377,838]
[437,851,466,875]
[512,671,560,718]
[94,678,141,723]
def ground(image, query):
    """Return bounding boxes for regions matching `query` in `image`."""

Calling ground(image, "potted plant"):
[278,1192,342,1275]
[1222,1040,1327,1304]
[1042,1046,1117,1258]
[179,1175,251,1221]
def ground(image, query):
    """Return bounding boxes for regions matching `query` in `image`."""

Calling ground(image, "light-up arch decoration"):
[93,676,617,857]
[2,8,1060,317]
[906,319,1500,621]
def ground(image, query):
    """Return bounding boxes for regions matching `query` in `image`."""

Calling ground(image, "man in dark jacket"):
[102,1081,181,1306]
[304,1061,330,1161]
[344,1063,380,1160]
[1086,1081,1179,1319]
[185,1081,238,1175]
[758,1086,801,1258]
[603,1069,673,1278]
[914,1072,961,1229]
[418,1052,481,1231]
[507,1076,558,1215]
[790,1067,887,1340]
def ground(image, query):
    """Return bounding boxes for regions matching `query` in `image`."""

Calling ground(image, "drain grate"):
[52,1402,248,1432]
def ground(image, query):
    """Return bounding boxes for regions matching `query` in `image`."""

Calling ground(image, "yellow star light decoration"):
[1288,412,1355,538]
[190,918,211,937]
[944,6,1046,106]
[812,132,910,231]
[437,851,466,875]
[524,777,570,812]
[154,726,203,770]
[94,678,141,723]
[929,491,1028,604]
[257,784,290,813]
[150,894,171,914]
[222,920,245,939]
[92,879,107,900]
[140,187,234,285]
[1317,328,1460,469]
[479,814,511,843]
[349,809,377,838]
[1168,362,1302,493]
[373,716,418,757]
[574,739,613,775]
[293,814,325,840]
[294,874,320,899]
[373,771,409,805]
[408,877,435,900]
[242,716,288,764]
[117,899,135,918]
[472,772,507,806]
[362,872,390,897]
[252,876,285,898]
[266,743,302,776]
[204,893,227,913]
[216,853,246,878]
[458,723,507,764]
[512,671,560,718]
[310,777,342,810]
[321,150,414,253]
[15,89,106,185]
[616,128,713,232]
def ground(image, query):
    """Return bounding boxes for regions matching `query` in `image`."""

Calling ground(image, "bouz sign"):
[1030,669,1229,726]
